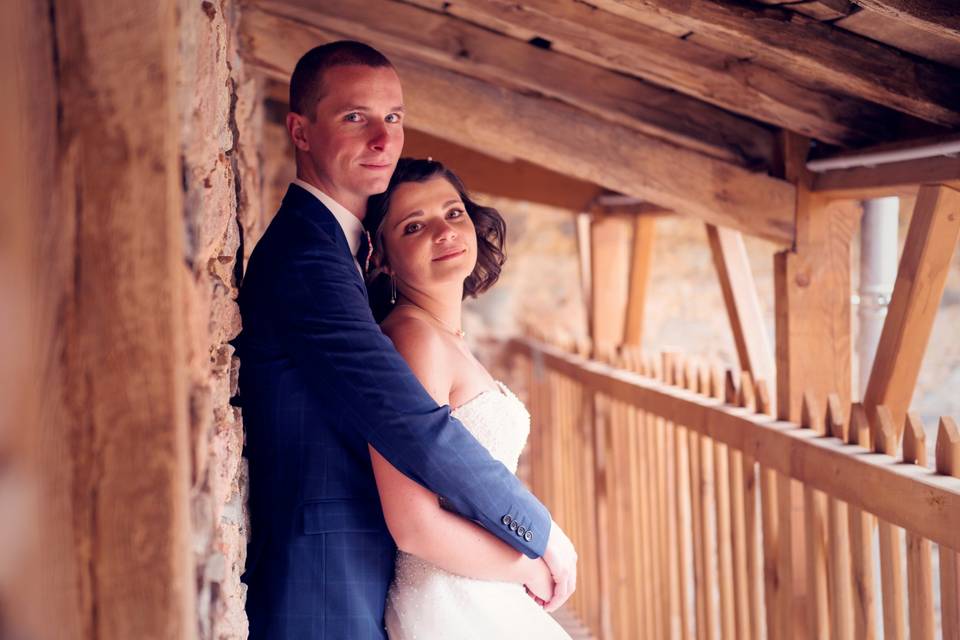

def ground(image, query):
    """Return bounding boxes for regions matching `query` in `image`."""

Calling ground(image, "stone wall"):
[178,1,260,637]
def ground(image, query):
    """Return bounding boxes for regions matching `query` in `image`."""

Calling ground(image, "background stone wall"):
[178,1,262,637]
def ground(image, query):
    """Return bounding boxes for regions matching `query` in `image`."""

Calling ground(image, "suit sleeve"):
[275,217,551,558]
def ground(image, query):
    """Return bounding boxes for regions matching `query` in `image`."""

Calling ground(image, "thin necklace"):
[396,302,466,339]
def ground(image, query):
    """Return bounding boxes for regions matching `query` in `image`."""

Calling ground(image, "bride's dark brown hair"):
[364,158,507,322]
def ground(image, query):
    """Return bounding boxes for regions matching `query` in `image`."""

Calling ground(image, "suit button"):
[501,515,512,526]
[525,531,534,542]
[510,520,519,532]
[517,526,526,537]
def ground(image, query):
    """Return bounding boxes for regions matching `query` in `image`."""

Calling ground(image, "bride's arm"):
[370,317,552,594]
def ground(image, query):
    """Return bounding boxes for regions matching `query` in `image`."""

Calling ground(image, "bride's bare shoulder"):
[380,311,454,402]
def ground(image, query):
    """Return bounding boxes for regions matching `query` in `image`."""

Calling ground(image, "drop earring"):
[390,275,397,304]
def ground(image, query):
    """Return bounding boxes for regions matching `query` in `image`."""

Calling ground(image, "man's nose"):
[367,122,394,151]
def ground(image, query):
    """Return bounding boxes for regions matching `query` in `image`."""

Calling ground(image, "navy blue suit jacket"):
[236,184,552,639]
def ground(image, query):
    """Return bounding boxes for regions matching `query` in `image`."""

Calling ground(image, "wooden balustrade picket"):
[508,337,960,640]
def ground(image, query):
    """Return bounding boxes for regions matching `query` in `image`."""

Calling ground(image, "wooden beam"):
[590,214,633,348]
[11,1,195,639]
[812,155,960,199]
[706,225,777,396]
[850,0,960,41]
[406,0,920,146]
[240,6,798,245]
[265,0,777,170]
[774,134,856,422]
[624,217,656,346]
[863,184,960,431]
[599,0,960,127]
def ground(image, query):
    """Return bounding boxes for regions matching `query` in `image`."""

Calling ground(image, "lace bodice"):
[449,380,530,473]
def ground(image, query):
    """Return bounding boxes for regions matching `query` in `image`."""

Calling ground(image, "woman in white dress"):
[363,157,572,639]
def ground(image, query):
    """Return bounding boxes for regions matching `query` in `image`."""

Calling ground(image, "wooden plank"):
[849,0,960,41]
[799,394,831,640]
[873,406,907,640]
[590,214,633,349]
[240,6,798,245]
[624,216,656,347]
[824,395,855,640]
[601,0,960,126]
[863,184,960,430]
[509,339,960,553]
[666,355,693,640]
[404,0,914,146]
[836,6,960,67]
[706,224,777,401]
[937,417,960,639]
[902,413,936,640]
[264,0,777,170]
[843,404,880,639]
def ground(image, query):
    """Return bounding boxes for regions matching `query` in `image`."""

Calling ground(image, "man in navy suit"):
[236,41,577,638]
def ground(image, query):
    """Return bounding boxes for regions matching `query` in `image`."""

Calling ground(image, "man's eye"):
[385,113,402,124]
[344,113,362,122]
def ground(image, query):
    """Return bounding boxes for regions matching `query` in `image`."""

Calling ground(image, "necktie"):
[356,229,372,277]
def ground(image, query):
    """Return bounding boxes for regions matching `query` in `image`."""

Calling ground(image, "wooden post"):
[624,216,656,346]
[773,132,856,638]
[902,413,935,640]
[5,2,195,639]
[936,417,960,639]
[589,212,634,351]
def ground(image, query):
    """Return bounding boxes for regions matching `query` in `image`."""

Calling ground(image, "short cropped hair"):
[289,41,393,118]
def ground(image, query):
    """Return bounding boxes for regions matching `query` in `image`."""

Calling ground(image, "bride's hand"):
[523,558,554,606]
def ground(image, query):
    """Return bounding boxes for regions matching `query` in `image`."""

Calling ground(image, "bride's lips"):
[433,248,467,262]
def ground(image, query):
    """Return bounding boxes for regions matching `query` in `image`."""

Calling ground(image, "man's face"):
[289,65,404,215]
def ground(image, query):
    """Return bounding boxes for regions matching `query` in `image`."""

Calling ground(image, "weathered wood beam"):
[850,0,960,41]
[863,184,960,431]
[240,6,798,244]
[706,225,777,397]
[598,0,960,126]
[264,0,776,169]
[406,0,915,146]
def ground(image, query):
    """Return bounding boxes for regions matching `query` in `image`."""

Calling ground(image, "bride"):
[363,157,572,639]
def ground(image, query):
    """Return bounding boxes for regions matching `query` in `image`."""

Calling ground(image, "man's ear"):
[286,112,311,152]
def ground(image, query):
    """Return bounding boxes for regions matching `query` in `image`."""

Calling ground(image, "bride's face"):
[381,176,478,292]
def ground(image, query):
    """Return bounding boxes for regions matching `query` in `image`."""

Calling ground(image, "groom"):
[236,41,577,638]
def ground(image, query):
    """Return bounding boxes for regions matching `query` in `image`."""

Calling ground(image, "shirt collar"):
[292,178,365,257]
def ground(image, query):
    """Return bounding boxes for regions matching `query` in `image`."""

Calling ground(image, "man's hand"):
[541,519,577,612]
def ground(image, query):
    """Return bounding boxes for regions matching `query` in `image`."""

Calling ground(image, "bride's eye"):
[447,208,465,219]
[403,222,423,235]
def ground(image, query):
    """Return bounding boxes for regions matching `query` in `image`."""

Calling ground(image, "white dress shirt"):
[292,178,365,275]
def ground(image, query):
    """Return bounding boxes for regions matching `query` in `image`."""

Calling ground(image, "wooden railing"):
[507,336,960,640]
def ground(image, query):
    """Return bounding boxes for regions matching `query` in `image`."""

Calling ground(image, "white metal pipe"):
[857,197,899,398]
[807,137,960,172]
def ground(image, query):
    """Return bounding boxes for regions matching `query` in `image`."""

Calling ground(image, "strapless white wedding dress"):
[384,381,571,639]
